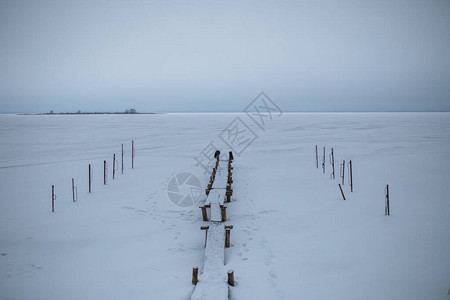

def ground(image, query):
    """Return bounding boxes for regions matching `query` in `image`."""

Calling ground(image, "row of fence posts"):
[315,145,390,215]
[51,140,135,212]
[193,150,235,287]
[316,145,353,200]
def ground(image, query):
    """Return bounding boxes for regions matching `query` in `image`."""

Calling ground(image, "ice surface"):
[0,113,449,299]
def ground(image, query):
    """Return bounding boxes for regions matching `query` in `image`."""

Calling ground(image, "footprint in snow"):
[269,267,277,279]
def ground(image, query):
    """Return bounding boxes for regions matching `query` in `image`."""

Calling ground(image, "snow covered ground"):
[0,112,449,299]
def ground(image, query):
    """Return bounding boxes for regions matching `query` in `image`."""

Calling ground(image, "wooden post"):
[121,144,124,174]
[89,164,92,193]
[113,154,116,179]
[331,148,335,179]
[201,226,209,247]
[338,183,346,200]
[72,178,76,202]
[132,140,134,169]
[322,146,325,173]
[52,185,55,212]
[200,206,208,221]
[227,270,235,286]
[229,151,233,162]
[192,266,199,285]
[103,160,107,185]
[226,190,232,202]
[221,205,227,222]
[315,145,318,169]
[385,184,390,216]
[225,225,233,248]
[349,160,353,192]
[341,160,345,185]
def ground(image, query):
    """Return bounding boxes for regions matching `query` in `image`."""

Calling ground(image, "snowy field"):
[0,112,449,300]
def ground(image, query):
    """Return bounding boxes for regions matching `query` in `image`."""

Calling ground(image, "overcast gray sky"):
[0,0,449,113]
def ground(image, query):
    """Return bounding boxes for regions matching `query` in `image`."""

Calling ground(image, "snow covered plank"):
[212,159,228,189]
[210,191,225,222]
[191,223,228,300]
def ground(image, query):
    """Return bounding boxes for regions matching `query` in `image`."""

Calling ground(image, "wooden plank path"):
[192,151,234,300]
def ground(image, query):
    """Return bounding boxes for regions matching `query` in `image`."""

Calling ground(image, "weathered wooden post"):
[385,184,390,216]
[349,160,353,192]
[113,154,116,179]
[121,144,124,174]
[338,183,346,200]
[330,148,335,179]
[200,206,208,221]
[315,145,318,169]
[103,160,107,185]
[52,185,55,212]
[227,270,235,286]
[322,146,325,173]
[226,189,232,202]
[225,225,233,248]
[221,205,227,222]
[72,178,77,202]
[192,266,199,285]
[229,151,233,162]
[132,140,135,169]
[201,226,209,247]
[340,160,345,185]
[89,164,92,193]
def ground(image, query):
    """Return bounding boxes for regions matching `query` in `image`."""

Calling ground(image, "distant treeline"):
[27,109,159,115]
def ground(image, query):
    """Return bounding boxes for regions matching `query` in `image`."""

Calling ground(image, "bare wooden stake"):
[103,160,107,185]
[385,184,390,216]
[89,164,92,193]
[192,266,199,285]
[113,154,116,180]
[330,148,335,179]
[72,178,76,202]
[322,146,325,173]
[121,144,124,174]
[227,270,235,286]
[338,183,346,200]
[315,145,318,169]
[72,178,75,202]
[341,160,345,185]
[132,140,135,169]
[349,160,353,192]
[52,185,55,212]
